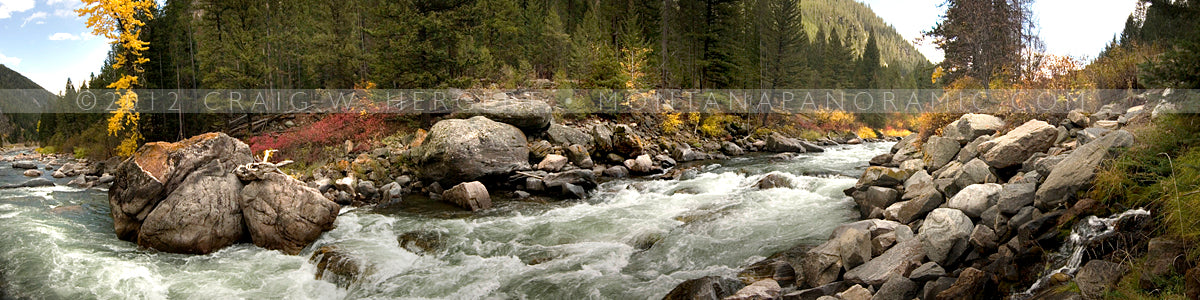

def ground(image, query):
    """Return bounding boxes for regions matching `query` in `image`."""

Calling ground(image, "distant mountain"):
[0,64,54,142]
[802,0,932,71]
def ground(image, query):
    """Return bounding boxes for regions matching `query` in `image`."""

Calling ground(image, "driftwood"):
[235,150,293,181]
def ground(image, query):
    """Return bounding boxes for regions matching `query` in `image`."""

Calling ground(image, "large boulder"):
[725,279,781,300]
[893,192,944,224]
[844,239,925,287]
[923,136,960,171]
[1,178,55,189]
[855,167,911,190]
[1035,130,1134,209]
[996,183,1037,214]
[764,132,808,153]
[979,120,1058,169]
[1074,260,1128,299]
[456,99,552,132]
[547,124,594,147]
[941,114,1003,144]
[662,276,745,300]
[935,268,992,300]
[137,161,245,254]
[440,181,492,211]
[409,116,530,185]
[10,161,37,169]
[854,187,899,219]
[109,133,255,245]
[241,172,341,255]
[918,208,974,265]
[946,183,1002,218]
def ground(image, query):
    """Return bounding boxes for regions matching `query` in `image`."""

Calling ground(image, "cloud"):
[80,31,95,40]
[0,0,36,19]
[48,32,80,41]
[0,52,20,66]
[20,10,44,27]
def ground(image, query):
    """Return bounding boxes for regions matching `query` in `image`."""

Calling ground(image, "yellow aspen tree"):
[77,0,156,157]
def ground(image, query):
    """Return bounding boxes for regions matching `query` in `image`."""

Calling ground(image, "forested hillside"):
[0,64,54,143]
[802,0,928,73]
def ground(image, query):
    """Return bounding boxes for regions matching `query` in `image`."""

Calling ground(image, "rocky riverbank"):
[666,91,1199,300]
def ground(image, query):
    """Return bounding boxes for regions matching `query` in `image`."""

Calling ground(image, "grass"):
[1089,112,1200,298]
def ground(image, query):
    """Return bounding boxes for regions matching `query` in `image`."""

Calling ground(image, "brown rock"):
[241,172,341,255]
[441,181,492,211]
[935,268,992,300]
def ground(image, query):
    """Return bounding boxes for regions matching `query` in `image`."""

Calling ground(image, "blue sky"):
[2,0,1141,94]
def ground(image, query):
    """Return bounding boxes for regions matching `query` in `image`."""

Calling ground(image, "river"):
[0,142,890,299]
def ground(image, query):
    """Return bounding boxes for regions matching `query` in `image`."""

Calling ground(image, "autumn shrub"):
[661,112,683,134]
[855,126,879,139]
[916,112,962,144]
[246,112,389,162]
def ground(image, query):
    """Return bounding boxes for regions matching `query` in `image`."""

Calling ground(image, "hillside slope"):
[803,0,931,71]
[0,64,54,142]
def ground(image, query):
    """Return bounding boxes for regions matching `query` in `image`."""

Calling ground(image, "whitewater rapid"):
[0,142,891,299]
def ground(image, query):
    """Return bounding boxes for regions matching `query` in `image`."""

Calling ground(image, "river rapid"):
[0,142,890,299]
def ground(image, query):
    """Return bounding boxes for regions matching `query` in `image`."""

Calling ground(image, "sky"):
[1,0,1143,94]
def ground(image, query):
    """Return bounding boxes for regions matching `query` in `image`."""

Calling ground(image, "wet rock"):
[980,120,1059,169]
[547,124,594,147]
[942,114,1003,144]
[409,116,530,186]
[456,99,553,132]
[844,239,925,287]
[722,142,746,156]
[725,279,781,300]
[1074,260,1128,299]
[908,262,946,282]
[919,208,974,265]
[758,173,794,189]
[241,172,340,255]
[625,154,656,174]
[440,181,492,211]
[935,268,992,300]
[603,165,630,178]
[0,178,54,189]
[398,230,445,254]
[52,170,65,178]
[872,275,918,300]
[662,276,744,300]
[537,154,569,172]
[22,169,41,177]
[137,161,245,255]
[310,246,371,288]
[923,136,960,171]
[10,161,37,169]
[1036,130,1134,210]
[355,181,378,202]
[765,132,808,153]
[996,183,1037,214]
[947,183,1002,218]
[66,175,88,188]
[543,169,598,194]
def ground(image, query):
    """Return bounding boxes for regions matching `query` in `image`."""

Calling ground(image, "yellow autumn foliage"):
[855,127,878,139]
[79,0,156,157]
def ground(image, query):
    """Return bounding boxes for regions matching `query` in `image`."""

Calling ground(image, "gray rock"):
[590,124,615,152]
[979,120,1059,169]
[902,170,937,200]
[765,132,808,153]
[547,124,594,147]
[672,143,707,162]
[893,134,922,162]
[758,173,795,189]
[542,169,598,193]
[783,281,848,300]
[655,154,677,168]
[942,114,1004,144]
[918,208,974,265]
[855,187,899,219]
[525,177,546,192]
[67,175,89,188]
[946,183,1002,218]
[603,166,629,178]
[1036,130,1134,209]
[0,178,55,189]
[380,182,404,202]
[409,117,530,185]
[138,161,245,255]
[969,224,998,251]
[22,169,41,177]
[996,183,1037,214]
[923,136,961,171]
[1067,109,1090,128]
[908,262,946,282]
[872,275,918,300]
[1010,206,1041,230]
[440,181,492,211]
[922,277,956,300]
[356,180,378,202]
[456,99,553,131]
[856,167,912,190]
[10,161,37,169]
[955,135,992,163]
[1075,260,1128,299]
[869,153,893,166]
[899,159,926,175]
[950,159,997,197]
[725,279,781,300]
[625,154,656,174]
[566,144,593,169]
[894,192,944,224]
[722,142,746,156]
[1077,127,1111,145]
[241,172,340,255]
[844,239,925,287]
[52,170,65,178]
[662,276,744,300]
[835,227,874,270]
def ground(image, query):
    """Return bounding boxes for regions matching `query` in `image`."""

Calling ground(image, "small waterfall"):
[1014,208,1150,299]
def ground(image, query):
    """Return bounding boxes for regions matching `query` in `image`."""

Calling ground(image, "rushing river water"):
[0,142,890,299]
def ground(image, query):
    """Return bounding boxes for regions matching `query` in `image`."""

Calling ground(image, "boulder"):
[52,170,65,178]
[10,161,37,169]
[603,166,630,178]
[946,183,1002,218]
[1094,120,1120,130]
[869,154,893,166]
[872,275,918,300]
[625,154,656,174]
[893,192,944,224]
[0,178,55,189]
[662,276,744,300]
[908,262,946,282]
[1140,238,1190,290]
[968,224,998,252]
[655,155,677,168]
[612,125,646,156]
[918,208,974,265]
[955,136,991,163]
[855,187,899,219]
[844,239,925,287]
[310,246,371,288]
[398,230,446,255]
[996,183,1037,214]
[1077,128,1111,145]
[590,124,615,152]
[855,167,911,190]
[109,133,254,244]
[409,116,530,185]
[1035,130,1134,209]
[566,144,594,169]
[782,281,848,300]
[137,161,245,254]
[935,268,992,300]
[893,134,922,162]
[1074,260,1128,299]
[941,114,1003,144]
[547,124,594,147]
[722,142,746,156]
[241,172,340,255]
[979,120,1058,169]
[1067,109,1090,128]
[537,154,569,172]
[456,99,552,131]
[834,228,874,270]
[724,279,781,300]
[921,137,958,172]
[672,144,707,162]
[440,181,492,211]
[837,284,872,300]
[764,132,808,153]
[758,173,795,189]
[543,170,598,198]
[950,158,996,197]
[22,169,41,177]
[902,170,937,200]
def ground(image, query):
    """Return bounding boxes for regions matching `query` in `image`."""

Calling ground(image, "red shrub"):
[247,112,390,161]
